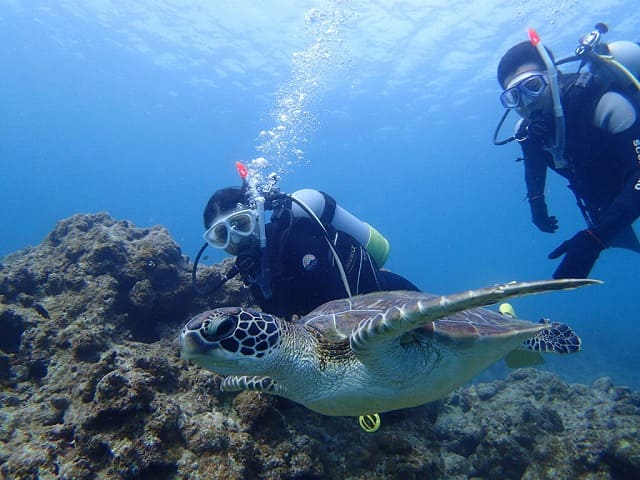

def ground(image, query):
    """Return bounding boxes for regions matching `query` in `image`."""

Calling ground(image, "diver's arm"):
[591,173,640,244]
[522,142,558,233]
[523,145,548,199]
[589,118,640,244]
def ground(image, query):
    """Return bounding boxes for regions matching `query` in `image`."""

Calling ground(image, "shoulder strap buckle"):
[574,71,594,88]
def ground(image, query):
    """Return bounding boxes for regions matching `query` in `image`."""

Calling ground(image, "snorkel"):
[528,28,567,169]
[236,161,273,300]
[254,194,272,299]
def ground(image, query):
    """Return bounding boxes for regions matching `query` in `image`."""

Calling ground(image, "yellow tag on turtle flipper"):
[358,413,381,432]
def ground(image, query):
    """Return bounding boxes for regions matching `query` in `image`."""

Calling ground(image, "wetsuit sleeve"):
[523,142,548,199]
[589,123,640,244]
[521,140,558,233]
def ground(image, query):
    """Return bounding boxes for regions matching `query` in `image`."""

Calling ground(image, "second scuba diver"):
[494,24,640,279]
[193,170,419,320]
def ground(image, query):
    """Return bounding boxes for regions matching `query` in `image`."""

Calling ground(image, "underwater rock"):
[0,307,27,354]
[1,212,639,479]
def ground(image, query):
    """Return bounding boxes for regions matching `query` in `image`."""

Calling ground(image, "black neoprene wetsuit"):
[519,71,640,246]
[236,205,419,320]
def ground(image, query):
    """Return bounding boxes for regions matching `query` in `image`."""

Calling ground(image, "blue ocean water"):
[1,1,638,388]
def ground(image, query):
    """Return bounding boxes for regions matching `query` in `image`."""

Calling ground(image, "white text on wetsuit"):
[634,139,640,190]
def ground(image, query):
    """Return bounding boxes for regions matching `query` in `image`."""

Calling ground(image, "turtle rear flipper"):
[505,318,581,368]
[522,319,581,354]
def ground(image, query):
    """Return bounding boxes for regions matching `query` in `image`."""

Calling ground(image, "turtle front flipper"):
[350,278,600,354]
[221,375,281,395]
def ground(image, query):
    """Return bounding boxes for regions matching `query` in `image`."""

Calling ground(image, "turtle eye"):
[216,317,236,337]
[200,314,238,341]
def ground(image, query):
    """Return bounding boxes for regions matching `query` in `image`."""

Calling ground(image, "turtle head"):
[180,307,281,374]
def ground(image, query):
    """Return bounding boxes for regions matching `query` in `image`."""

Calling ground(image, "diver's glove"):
[548,230,605,279]
[527,118,554,141]
[528,196,558,233]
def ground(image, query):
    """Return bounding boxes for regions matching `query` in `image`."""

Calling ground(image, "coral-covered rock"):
[1,212,639,479]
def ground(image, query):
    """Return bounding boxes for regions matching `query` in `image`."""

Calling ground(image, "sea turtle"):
[180,279,597,416]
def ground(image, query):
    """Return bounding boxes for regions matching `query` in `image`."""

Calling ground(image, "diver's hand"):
[528,196,558,233]
[548,230,604,279]
[527,118,554,140]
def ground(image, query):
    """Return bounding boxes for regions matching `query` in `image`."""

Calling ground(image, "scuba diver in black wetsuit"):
[493,23,640,279]
[192,168,419,320]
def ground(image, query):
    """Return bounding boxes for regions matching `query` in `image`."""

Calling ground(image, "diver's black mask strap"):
[493,109,517,146]
[191,242,240,295]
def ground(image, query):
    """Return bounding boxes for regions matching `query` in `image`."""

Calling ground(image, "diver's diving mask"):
[500,72,547,109]
[203,208,257,249]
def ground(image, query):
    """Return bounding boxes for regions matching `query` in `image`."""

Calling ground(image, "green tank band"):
[366,225,390,267]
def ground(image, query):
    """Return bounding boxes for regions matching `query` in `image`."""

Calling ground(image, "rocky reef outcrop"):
[1,212,639,480]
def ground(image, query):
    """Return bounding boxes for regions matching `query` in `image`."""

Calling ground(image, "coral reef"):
[1,212,639,479]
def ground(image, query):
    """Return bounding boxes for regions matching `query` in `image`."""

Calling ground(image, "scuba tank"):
[290,189,391,267]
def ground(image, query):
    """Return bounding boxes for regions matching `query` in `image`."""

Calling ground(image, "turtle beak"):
[180,327,207,360]
[180,312,213,359]
[179,319,243,374]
